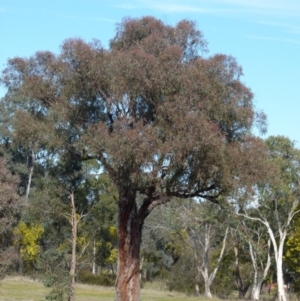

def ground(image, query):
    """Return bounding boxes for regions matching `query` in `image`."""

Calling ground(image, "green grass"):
[1,276,284,301]
[0,276,216,301]
[0,276,50,301]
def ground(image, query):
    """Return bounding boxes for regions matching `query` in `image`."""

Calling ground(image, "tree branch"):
[98,152,117,183]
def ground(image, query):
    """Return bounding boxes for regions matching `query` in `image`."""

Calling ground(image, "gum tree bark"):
[249,239,271,300]
[267,220,289,301]
[115,190,143,301]
[114,187,159,301]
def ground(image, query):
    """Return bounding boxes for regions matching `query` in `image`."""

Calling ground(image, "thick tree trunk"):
[276,240,287,301]
[267,224,287,301]
[115,190,144,301]
[251,281,263,301]
[204,278,213,298]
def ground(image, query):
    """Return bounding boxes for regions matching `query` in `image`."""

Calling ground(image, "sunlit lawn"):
[0,276,215,301]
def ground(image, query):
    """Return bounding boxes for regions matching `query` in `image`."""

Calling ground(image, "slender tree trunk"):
[202,224,213,298]
[92,239,96,275]
[195,266,201,297]
[193,226,228,298]
[206,227,228,297]
[115,190,145,301]
[266,223,287,301]
[69,191,77,301]
[193,235,202,297]
[276,239,287,301]
[139,256,144,282]
[249,239,271,301]
[25,149,35,203]
[234,246,250,299]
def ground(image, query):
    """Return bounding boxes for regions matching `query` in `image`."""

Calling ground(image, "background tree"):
[235,136,300,301]
[179,200,229,298]
[284,215,300,294]
[0,158,23,279]
[283,208,300,292]
[241,218,272,300]
[42,156,98,301]
[141,200,188,285]
[229,226,252,299]
[1,16,267,301]
[83,173,118,276]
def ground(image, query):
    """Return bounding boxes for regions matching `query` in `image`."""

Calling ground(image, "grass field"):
[0,276,214,301]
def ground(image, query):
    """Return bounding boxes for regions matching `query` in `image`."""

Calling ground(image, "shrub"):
[167,255,197,295]
[77,269,115,286]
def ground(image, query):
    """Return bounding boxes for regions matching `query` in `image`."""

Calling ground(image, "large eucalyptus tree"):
[1,16,267,301]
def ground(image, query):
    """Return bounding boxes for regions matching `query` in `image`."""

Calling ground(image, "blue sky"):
[1,0,299,145]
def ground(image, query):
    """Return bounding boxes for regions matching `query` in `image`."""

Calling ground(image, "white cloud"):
[247,34,300,45]
[117,0,245,14]
[130,2,213,13]
[117,0,300,17]
[218,0,295,10]
[255,21,300,35]
[56,13,116,23]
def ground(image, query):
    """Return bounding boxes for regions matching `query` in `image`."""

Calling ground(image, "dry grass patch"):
[0,276,50,301]
[0,276,219,301]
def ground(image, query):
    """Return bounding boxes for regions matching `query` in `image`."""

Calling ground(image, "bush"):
[42,271,70,301]
[167,255,197,295]
[77,270,115,286]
